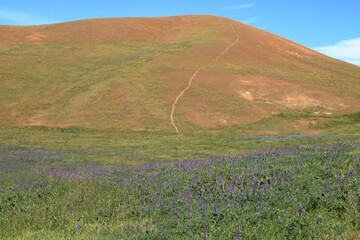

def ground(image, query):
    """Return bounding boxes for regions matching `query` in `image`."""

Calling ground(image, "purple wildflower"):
[281,173,285,184]
[226,198,230,207]
[316,217,322,224]
[349,166,353,176]
[288,227,294,231]
[95,225,98,231]
[76,224,81,231]
[233,176,238,183]
[298,206,304,216]
[236,229,241,240]
[136,226,140,235]
[286,175,291,186]
[201,204,206,216]
[145,221,150,232]
[174,208,179,221]
[277,218,283,224]
[323,183,328,196]
[338,174,345,184]
[213,204,219,213]
[253,181,258,192]
[203,226,207,240]
[269,178,273,188]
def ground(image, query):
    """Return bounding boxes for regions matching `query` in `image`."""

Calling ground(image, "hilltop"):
[0,15,359,134]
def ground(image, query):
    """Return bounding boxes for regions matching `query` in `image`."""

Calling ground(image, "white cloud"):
[0,9,53,25]
[314,38,360,66]
[222,3,255,11]
[241,16,261,24]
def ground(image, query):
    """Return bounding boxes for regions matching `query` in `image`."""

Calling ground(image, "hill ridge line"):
[170,23,240,133]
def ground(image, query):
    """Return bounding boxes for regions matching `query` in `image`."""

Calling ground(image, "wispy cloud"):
[0,8,53,25]
[222,3,255,11]
[314,38,360,66]
[241,16,261,24]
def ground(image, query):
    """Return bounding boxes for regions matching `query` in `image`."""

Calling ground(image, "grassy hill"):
[0,15,359,134]
[1,15,360,239]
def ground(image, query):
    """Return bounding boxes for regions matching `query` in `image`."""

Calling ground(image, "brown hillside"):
[0,15,359,133]
[0,15,230,44]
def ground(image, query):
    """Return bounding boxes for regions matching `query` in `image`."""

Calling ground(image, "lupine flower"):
[253,181,258,192]
[298,206,304,216]
[145,221,149,232]
[203,226,207,240]
[233,176,237,183]
[338,175,345,184]
[277,218,283,224]
[201,204,206,216]
[316,217,322,224]
[76,224,81,231]
[286,175,291,186]
[95,225,98,231]
[281,173,285,184]
[136,226,140,235]
[226,198,230,207]
[174,208,179,221]
[288,227,294,231]
[349,166,353,176]
[236,229,241,240]
[241,197,245,206]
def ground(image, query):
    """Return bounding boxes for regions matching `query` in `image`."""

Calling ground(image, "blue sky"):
[1,0,359,65]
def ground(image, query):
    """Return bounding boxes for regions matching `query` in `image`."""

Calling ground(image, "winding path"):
[170,23,240,133]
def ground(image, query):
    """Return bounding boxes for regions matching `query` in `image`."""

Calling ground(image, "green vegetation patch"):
[1,143,359,239]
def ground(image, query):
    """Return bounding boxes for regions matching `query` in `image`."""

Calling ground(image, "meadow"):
[1,127,359,239]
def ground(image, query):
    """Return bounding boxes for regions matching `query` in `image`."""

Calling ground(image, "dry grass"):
[0,15,359,134]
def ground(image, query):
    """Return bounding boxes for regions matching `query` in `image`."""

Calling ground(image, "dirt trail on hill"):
[170,23,240,133]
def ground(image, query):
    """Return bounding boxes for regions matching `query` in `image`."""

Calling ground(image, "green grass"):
[1,139,359,239]
[0,40,200,128]
[0,126,359,166]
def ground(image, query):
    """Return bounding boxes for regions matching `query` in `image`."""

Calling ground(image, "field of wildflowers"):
[1,142,359,239]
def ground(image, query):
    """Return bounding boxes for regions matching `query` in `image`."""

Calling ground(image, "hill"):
[0,15,359,134]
